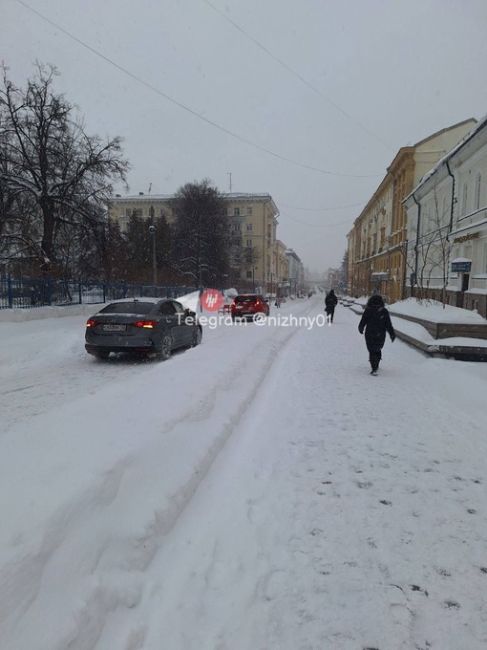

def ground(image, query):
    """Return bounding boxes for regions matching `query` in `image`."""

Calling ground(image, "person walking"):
[275,293,281,308]
[358,294,395,375]
[324,289,338,323]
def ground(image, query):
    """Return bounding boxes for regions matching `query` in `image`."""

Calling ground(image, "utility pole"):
[149,216,157,286]
[227,172,232,193]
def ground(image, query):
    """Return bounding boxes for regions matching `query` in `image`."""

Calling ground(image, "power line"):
[202,0,393,152]
[14,0,382,180]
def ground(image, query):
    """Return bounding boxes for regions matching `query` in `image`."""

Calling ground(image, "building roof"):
[405,114,487,202]
[348,117,480,234]
[110,191,275,202]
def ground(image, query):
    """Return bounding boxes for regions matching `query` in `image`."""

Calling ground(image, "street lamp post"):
[148,224,157,287]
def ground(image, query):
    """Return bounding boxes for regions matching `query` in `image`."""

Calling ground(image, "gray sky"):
[2,0,487,274]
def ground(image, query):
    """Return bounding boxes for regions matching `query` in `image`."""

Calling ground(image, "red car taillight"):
[134,320,157,329]
[86,319,97,328]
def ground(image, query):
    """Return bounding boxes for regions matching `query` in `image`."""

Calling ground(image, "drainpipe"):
[445,159,456,300]
[445,159,456,235]
[412,192,421,296]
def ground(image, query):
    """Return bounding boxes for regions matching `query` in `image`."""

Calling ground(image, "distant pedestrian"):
[358,294,395,375]
[324,289,338,323]
[275,294,281,308]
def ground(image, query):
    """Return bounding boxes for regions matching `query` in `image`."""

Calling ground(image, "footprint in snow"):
[479,567,487,574]
[435,567,451,577]
[443,600,460,610]
[467,508,477,515]
[356,481,373,489]
[379,499,392,506]
[410,584,429,596]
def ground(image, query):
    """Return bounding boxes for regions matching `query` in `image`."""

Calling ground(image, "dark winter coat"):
[358,295,395,351]
[325,291,338,313]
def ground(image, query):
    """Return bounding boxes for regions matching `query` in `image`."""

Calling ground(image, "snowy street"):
[1,298,487,649]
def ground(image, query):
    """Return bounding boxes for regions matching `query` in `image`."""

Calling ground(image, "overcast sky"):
[2,0,487,275]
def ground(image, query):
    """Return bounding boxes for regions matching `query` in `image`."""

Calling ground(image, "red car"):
[231,294,270,320]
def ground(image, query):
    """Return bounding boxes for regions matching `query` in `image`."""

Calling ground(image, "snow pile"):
[0,303,102,323]
[389,298,486,323]
[176,290,201,313]
[391,316,487,349]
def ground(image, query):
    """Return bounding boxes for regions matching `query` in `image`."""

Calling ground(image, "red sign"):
[200,289,224,312]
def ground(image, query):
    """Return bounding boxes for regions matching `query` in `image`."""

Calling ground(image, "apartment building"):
[347,118,477,302]
[108,191,280,291]
[404,115,487,317]
[285,248,305,295]
[274,239,289,290]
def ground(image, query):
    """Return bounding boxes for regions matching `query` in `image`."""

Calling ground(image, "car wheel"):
[159,334,173,360]
[94,350,110,360]
[191,326,202,347]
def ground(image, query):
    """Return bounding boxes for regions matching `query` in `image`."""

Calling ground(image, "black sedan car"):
[85,298,202,360]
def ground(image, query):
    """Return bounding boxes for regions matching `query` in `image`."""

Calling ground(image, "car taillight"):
[134,320,156,329]
[86,319,97,328]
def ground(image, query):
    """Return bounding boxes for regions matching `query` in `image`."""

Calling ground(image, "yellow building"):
[347,119,476,302]
[274,239,289,290]
[108,192,280,291]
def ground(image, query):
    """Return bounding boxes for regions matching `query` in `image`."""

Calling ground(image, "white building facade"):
[404,117,487,317]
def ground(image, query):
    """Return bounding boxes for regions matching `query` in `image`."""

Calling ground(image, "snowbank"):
[0,291,202,323]
[0,303,103,323]
[389,298,486,323]
[391,316,487,349]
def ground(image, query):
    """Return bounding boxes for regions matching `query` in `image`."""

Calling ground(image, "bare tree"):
[0,63,128,276]
[171,180,229,286]
[411,189,452,305]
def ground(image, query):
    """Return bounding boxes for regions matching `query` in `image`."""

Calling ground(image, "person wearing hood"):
[358,294,395,375]
[325,289,338,323]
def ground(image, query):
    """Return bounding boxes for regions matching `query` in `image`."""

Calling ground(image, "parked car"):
[85,298,202,360]
[230,294,270,321]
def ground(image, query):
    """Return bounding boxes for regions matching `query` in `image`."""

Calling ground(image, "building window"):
[234,207,240,216]
[247,207,252,215]
[246,223,253,231]
[246,270,252,279]
[475,173,482,210]
[247,239,252,247]
[461,183,468,215]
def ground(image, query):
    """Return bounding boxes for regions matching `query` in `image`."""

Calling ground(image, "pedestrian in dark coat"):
[358,294,395,374]
[325,289,338,323]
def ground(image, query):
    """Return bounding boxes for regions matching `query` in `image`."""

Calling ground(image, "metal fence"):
[0,275,197,309]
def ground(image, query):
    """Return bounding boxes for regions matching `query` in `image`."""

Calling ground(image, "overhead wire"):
[202,0,393,152]
[15,0,382,180]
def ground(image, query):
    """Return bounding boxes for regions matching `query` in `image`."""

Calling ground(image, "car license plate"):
[103,324,126,332]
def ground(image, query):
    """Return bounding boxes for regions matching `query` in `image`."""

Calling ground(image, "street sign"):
[451,261,471,273]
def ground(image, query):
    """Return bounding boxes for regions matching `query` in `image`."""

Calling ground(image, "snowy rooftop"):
[405,113,487,200]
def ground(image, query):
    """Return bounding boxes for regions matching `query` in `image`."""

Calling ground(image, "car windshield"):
[98,302,154,314]
[235,295,259,302]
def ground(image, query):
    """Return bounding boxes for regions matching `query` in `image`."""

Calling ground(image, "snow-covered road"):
[1,298,487,649]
